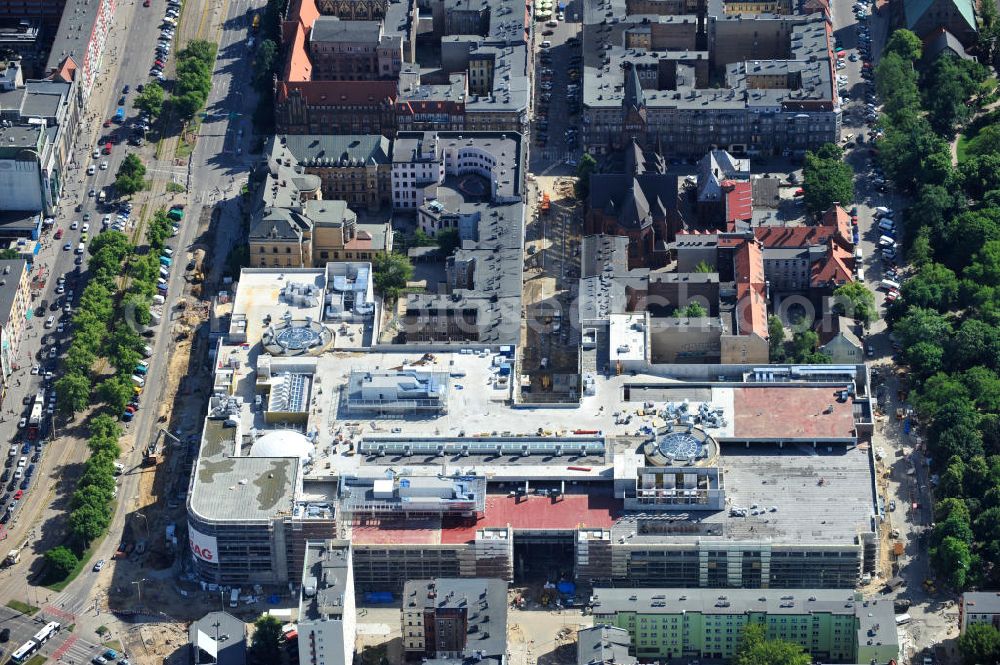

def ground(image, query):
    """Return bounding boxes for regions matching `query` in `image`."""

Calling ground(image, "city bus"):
[11,640,39,663]
[33,621,61,644]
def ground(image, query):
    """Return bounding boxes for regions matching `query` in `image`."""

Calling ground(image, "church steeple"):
[623,62,645,112]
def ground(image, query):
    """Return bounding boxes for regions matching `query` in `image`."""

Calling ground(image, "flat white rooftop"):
[610,313,646,363]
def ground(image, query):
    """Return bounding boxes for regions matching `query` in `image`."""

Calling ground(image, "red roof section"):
[754,226,836,248]
[811,240,854,288]
[820,204,852,245]
[440,493,620,544]
[277,79,398,104]
[50,56,78,83]
[733,387,856,440]
[283,20,312,82]
[349,493,621,546]
[733,239,768,338]
[723,180,753,229]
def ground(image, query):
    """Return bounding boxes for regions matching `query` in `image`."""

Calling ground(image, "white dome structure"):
[250,430,313,462]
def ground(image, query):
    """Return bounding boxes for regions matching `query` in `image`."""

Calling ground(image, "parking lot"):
[529,8,583,175]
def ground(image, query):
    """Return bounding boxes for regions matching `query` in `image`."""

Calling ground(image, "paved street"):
[0,605,106,663]
[0,0,261,649]
[827,0,957,657]
[528,4,583,176]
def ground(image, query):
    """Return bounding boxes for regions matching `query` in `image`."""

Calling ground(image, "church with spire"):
[583,138,681,270]
[620,62,648,149]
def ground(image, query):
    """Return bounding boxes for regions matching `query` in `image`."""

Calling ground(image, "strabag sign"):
[188,524,218,563]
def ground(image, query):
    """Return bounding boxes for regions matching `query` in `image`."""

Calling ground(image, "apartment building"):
[267,135,393,212]
[590,588,898,664]
[0,59,80,219]
[299,541,357,665]
[402,578,507,662]
[248,152,391,267]
[960,592,1000,633]
[581,3,841,156]
[0,259,30,386]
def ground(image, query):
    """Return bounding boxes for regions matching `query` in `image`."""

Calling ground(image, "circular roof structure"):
[643,425,718,466]
[261,319,333,356]
[657,430,704,460]
[250,430,313,462]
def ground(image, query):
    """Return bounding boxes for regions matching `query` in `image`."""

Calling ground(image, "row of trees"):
[250,0,288,131]
[55,231,133,415]
[173,40,218,121]
[49,209,175,573]
[874,31,1000,590]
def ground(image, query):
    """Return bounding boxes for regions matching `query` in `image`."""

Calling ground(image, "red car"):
[13,490,22,500]
[103,118,112,127]
[54,228,63,239]
[793,188,805,196]
[143,0,151,5]
[102,142,112,155]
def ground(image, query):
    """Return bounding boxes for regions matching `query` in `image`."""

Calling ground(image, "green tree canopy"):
[802,144,853,215]
[69,501,112,545]
[56,372,91,415]
[832,282,876,326]
[735,622,811,665]
[134,82,164,117]
[253,39,279,91]
[115,154,147,197]
[958,622,1000,665]
[885,29,923,61]
[372,252,413,300]
[768,315,786,362]
[675,302,708,317]
[900,262,959,313]
[933,536,973,589]
[436,228,461,256]
[44,546,79,580]
[574,153,598,199]
[249,615,283,665]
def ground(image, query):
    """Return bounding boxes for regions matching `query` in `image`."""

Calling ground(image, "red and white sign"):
[188,524,217,563]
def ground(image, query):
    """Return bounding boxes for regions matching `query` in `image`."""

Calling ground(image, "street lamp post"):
[131,578,148,605]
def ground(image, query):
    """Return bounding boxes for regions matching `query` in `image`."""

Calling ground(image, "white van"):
[131,374,145,387]
[880,279,900,291]
[878,235,896,247]
[76,242,85,254]
[854,247,863,261]
[230,588,240,607]
[875,206,892,217]
[895,613,912,626]
[44,316,54,329]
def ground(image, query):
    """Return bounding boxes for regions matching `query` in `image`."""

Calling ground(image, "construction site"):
[519,175,583,402]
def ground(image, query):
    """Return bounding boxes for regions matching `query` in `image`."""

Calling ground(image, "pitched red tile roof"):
[820,204,852,244]
[724,180,753,229]
[811,240,855,288]
[283,20,313,82]
[754,225,836,248]
[277,79,398,104]
[734,239,768,338]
